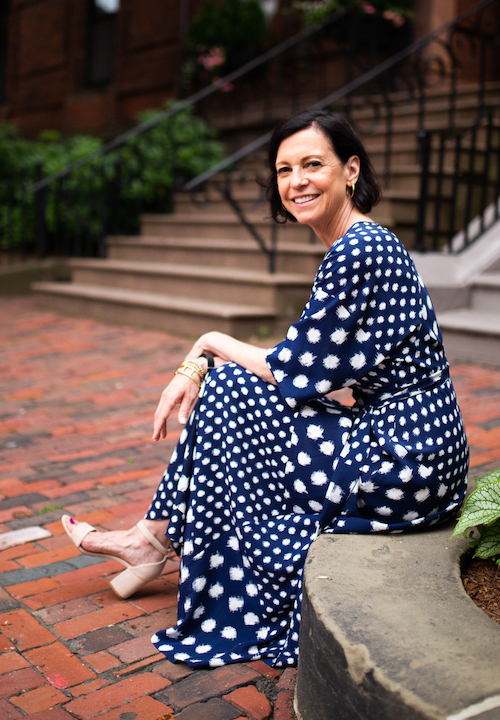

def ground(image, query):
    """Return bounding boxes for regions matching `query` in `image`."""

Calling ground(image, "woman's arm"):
[152,332,275,441]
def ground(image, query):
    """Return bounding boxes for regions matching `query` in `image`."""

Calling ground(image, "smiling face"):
[275,125,360,245]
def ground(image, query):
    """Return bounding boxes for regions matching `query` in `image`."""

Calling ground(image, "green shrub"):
[0,103,224,254]
[294,0,413,26]
[186,0,267,57]
[184,0,268,85]
[452,469,500,564]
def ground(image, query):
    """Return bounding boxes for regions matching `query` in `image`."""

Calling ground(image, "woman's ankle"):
[141,518,170,548]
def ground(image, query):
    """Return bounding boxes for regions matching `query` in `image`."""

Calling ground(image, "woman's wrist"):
[175,359,206,388]
[198,353,214,371]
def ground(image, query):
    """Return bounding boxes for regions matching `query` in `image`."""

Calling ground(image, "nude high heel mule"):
[109,520,172,599]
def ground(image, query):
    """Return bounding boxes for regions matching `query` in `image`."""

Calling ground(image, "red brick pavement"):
[1,296,499,719]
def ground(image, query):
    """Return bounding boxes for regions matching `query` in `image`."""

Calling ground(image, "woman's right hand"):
[152,372,201,441]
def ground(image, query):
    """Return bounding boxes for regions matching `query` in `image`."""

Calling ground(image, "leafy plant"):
[184,0,268,85]
[0,102,224,254]
[294,0,413,26]
[452,469,500,565]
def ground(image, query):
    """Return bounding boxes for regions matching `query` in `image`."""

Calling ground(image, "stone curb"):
[0,260,70,294]
[295,522,500,720]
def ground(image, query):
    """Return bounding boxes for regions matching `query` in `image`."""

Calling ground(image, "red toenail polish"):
[69,518,75,525]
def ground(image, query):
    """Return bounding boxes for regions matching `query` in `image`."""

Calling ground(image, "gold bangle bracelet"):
[184,359,206,379]
[174,366,203,389]
[178,360,206,380]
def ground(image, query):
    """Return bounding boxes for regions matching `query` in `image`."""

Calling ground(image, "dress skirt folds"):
[145,222,469,668]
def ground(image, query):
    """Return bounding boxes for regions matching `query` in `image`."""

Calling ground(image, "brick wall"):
[2,0,198,136]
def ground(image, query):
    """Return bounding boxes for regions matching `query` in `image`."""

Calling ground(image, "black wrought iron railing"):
[183,0,500,266]
[1,8,350,264]
[1,0,498,267]
[416,102,500,253]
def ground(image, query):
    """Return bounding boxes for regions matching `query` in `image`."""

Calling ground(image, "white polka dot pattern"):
[147,222,468,670]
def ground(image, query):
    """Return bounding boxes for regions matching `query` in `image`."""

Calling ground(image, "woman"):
[63,109,469,668]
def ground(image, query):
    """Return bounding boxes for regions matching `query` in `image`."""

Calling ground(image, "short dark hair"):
[265,109,381,223]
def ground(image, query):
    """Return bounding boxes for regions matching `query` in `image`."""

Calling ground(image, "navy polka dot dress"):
[147,222,468,668]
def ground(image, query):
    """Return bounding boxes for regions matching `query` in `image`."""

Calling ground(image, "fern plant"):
[452,469,500,564]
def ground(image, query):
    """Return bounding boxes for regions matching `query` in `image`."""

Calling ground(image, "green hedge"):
[0,103,224,254]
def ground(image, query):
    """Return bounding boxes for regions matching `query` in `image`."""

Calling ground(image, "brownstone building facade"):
[0,0,484,137]
[0,0,205,135]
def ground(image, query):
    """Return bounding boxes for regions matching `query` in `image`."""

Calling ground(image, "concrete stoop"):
[295,526,500,720]
[412,216,500,369]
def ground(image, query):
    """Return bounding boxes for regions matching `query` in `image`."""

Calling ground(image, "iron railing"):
[1,8,350,264]
[1,0,498,267]
[416,102,500,253]
[183,0,500,266]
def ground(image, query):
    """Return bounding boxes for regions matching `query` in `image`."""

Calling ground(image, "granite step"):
[66,258,313,316]
[107,236,326,274]
[438,307,500,368]
[31,281,279,340]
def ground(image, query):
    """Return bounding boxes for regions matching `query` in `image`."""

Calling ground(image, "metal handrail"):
[10,0,497,267]
[416,101,500,253]
[28,9,347,195]
[181,0,498,266]
[184,0,496,192]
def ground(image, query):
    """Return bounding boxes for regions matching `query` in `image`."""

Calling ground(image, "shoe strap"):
[137,520,170,556]
[65,518,96,548]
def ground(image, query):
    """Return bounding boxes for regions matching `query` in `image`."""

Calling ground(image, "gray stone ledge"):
[295,523,500,720]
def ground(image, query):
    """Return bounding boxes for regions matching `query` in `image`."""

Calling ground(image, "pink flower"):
[362,3,376,13]
[198,47,225,71]
[383,10,395,20]
[393,13,405,27]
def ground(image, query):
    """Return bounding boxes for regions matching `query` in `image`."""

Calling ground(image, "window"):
[85,0,119,87]
[0,0,9,104]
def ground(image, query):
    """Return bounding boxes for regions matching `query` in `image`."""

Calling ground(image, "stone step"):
[342,94,499,125]
[31,281,279,340]
[135,202,451,252]
[210,84,500,134]
[470,273,500,313]
[107,236,326,274]
[438,307,500,368]
[140,212,311,242]
[174,189,268,214]
[68,258,313,317]
[168,192,394,229]
[350,79,498,111]
[363,117,499,150]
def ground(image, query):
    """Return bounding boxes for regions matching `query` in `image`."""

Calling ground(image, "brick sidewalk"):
[1,296,499,720]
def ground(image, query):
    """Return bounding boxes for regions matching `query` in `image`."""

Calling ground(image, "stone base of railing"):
[295,522,500,720]
[0,260,69,294]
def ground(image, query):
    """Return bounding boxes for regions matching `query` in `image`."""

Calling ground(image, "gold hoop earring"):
[346,183,355,199]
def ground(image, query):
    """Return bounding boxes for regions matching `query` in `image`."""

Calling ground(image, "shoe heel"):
[109,557,168,599]
[109,568,145,599]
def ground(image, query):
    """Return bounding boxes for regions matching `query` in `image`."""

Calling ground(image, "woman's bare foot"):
[68,518,170,567]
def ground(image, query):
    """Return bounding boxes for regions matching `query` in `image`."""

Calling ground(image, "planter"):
[295,522,500,720]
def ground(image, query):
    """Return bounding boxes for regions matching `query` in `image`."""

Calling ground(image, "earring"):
[346,183,355,199]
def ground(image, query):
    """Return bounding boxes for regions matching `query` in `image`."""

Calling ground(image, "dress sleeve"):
[266,226,426,409]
